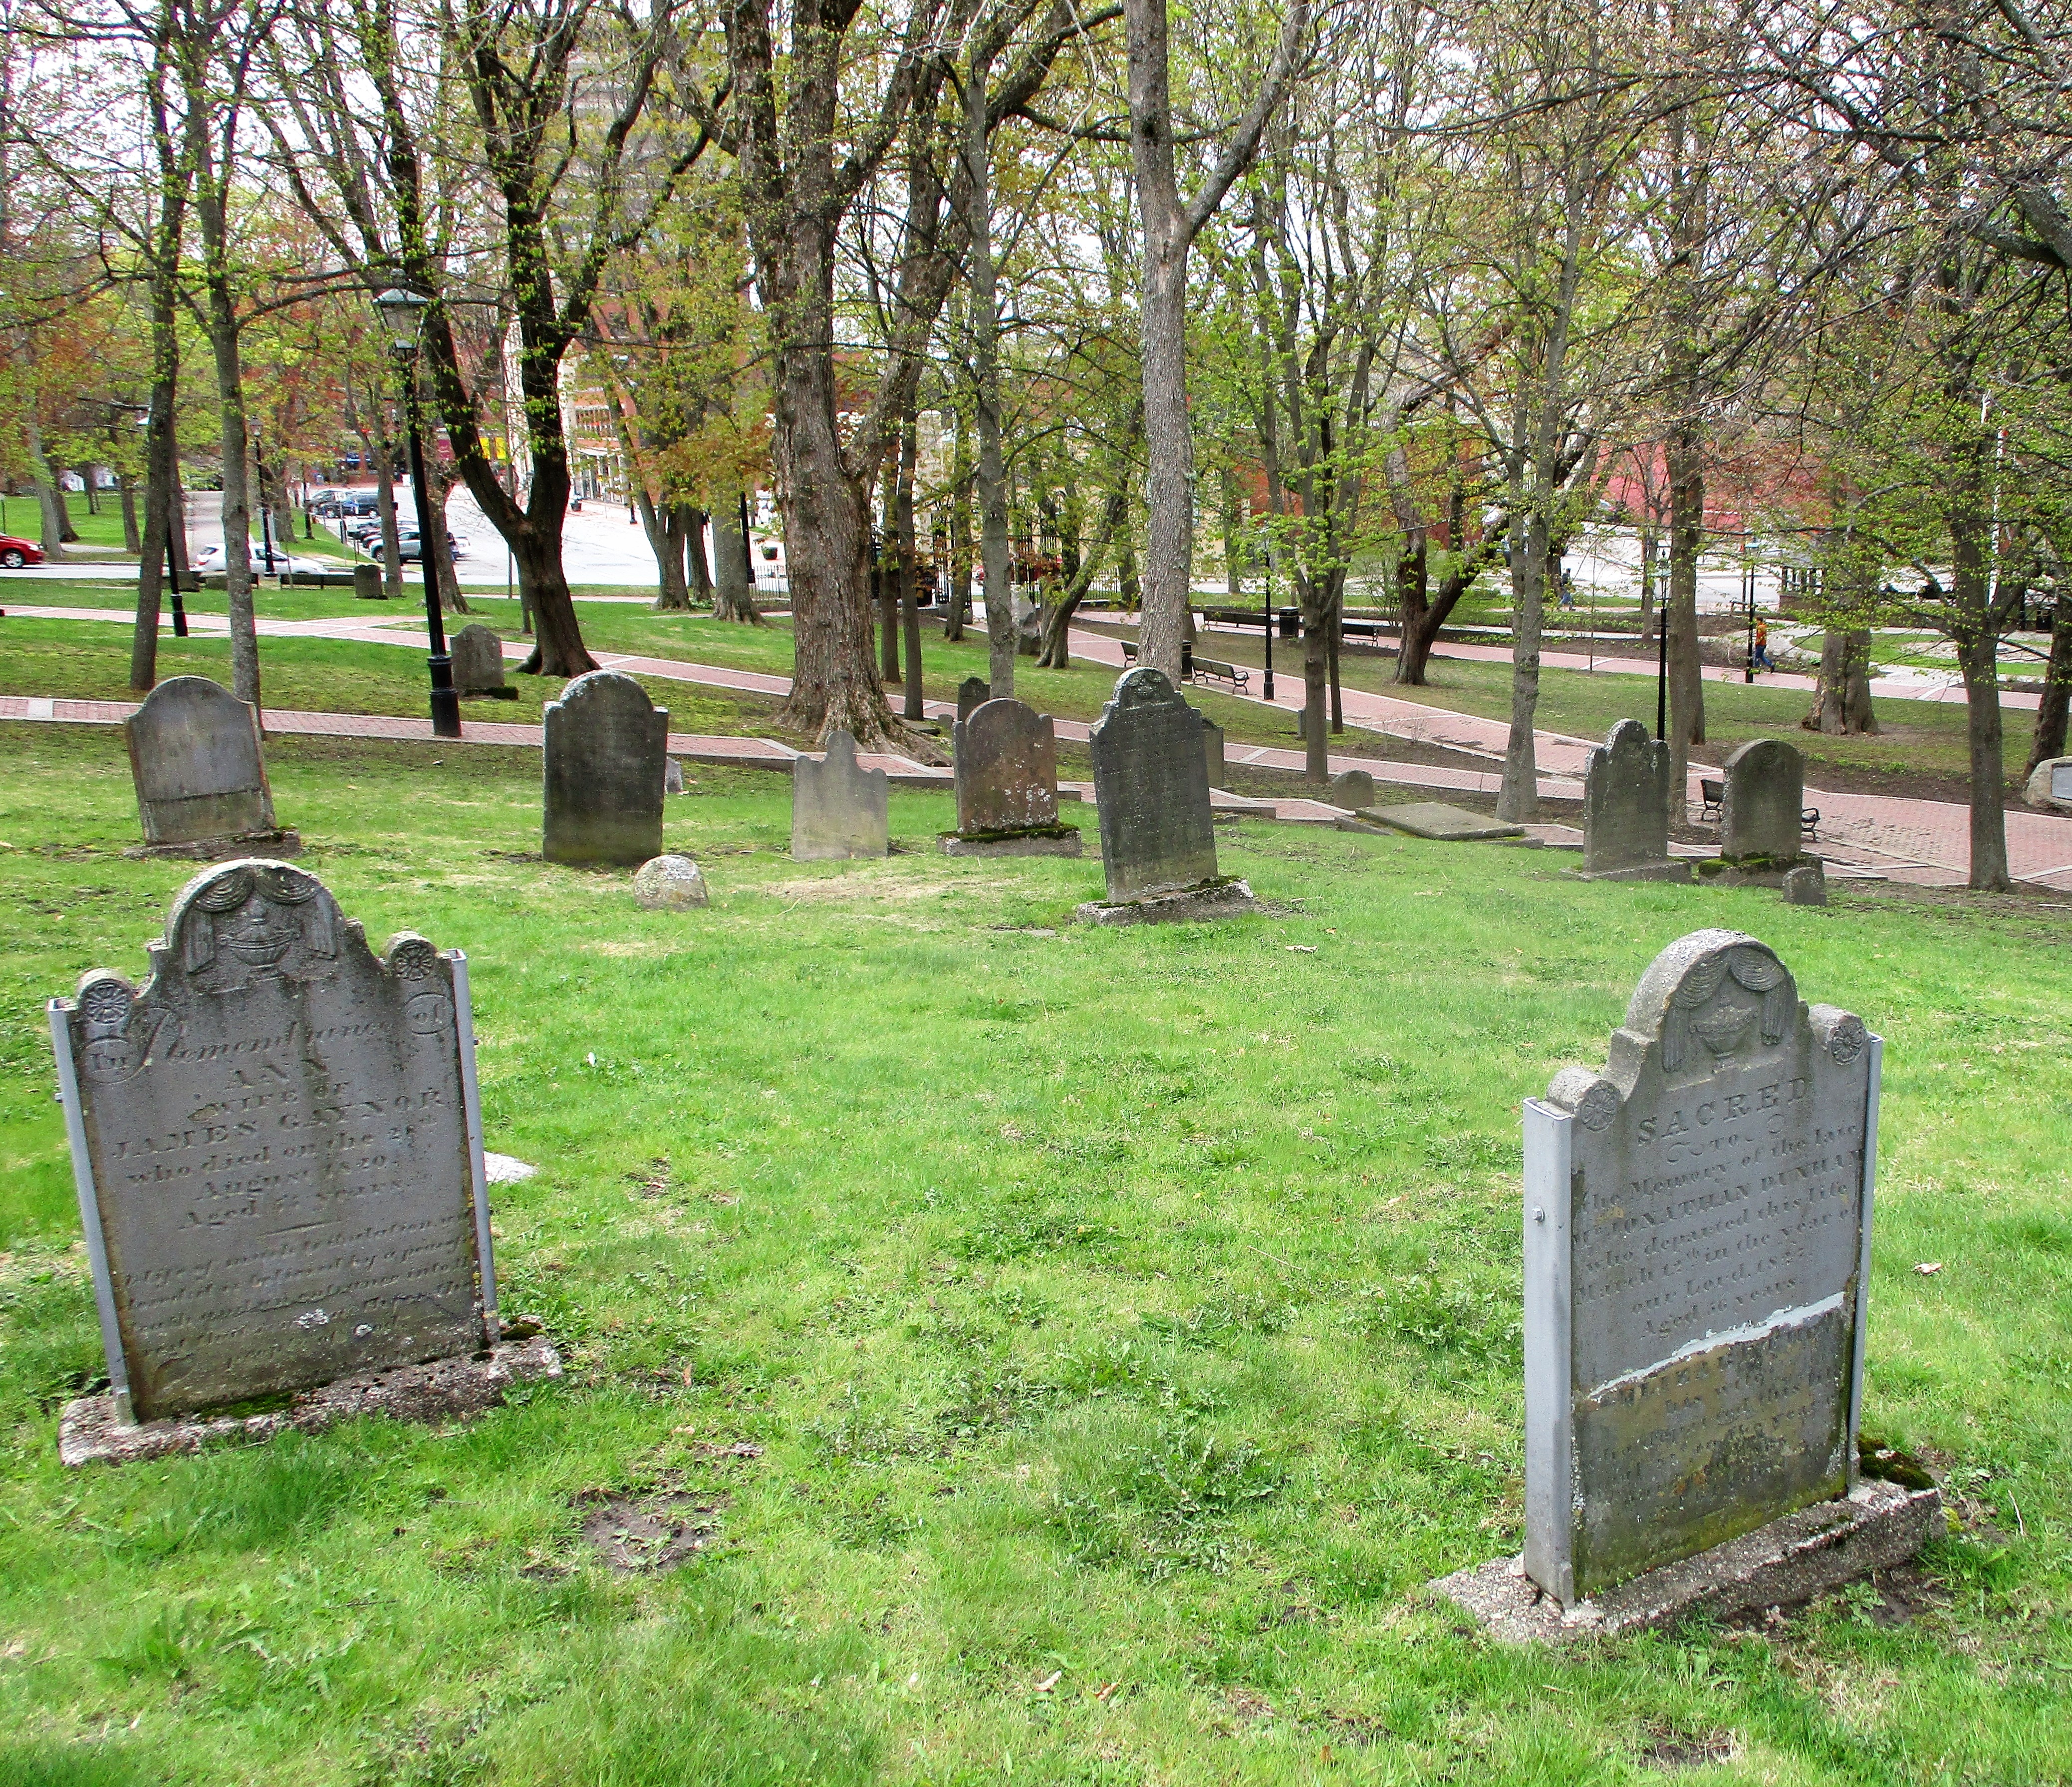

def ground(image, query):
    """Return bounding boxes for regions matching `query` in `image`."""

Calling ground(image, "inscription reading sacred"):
[1573,1058,1863,1368]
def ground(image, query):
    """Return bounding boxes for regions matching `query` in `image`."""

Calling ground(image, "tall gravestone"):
[956,677,991,723]
[1083,668,1255,922]
[451,624,515,698]
[1202,716,1227,789]
[124,676,290,853]
[792,730,889,861]
[1721,739,1805,864]
[46,860,551,1463]
[1579,720,1686,880]
[542,671,668,866]
[1440,927,1938,1635]
[944,698,1080,856]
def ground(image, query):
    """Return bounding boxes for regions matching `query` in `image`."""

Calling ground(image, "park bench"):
[1189,656,1250,693]
[1699,777,1820,840]
[1120,639,1200,681]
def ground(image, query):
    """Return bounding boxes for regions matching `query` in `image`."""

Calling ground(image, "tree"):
[1123,0,1311,681]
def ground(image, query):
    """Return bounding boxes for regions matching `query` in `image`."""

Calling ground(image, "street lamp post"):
[374,288,460,739]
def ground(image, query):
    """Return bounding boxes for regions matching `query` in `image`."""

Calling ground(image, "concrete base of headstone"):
[1430,1478,1941,1644]
[940,825,1083,857]
[58,1333,563,1468]
[126,827,302,863]
[1362,802,1525,842]
[1075,876,1259,926]
[1693,854,1819,889]
[461,687,519,701]
[1565,859,1693,883]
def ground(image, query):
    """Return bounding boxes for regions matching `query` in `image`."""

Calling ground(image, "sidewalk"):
[10,604,2072,888]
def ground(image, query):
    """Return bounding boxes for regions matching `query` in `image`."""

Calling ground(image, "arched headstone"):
[792,730,889,860]
[1580,720,1685,880]
[542,671,668,865]
[1087,667,1220,901]
[124,676,279,848]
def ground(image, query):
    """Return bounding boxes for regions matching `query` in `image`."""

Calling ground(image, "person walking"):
[1753,618,1777,672]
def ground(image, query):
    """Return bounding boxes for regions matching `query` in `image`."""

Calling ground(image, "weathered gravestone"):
[792,730,889,861]
[2023,755,2072,813]
[633,854,709,908]
[1081,668,1255,923]
[1716,738,1809,871]
[1328,768,1376,812]
[124,675,296,857]
[943,698,1081,856]
[450,624,515,698]
[1578,719,1688,881]
[1202,716,1227,789]
[47,859,557,1466]
[542,670,668,866]
[956,677,991,723]
[1433,928,1939,1639]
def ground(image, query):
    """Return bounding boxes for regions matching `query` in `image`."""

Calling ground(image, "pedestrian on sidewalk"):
[1753,618,1776,672]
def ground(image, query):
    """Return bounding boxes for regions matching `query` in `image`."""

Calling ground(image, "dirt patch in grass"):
[577,1481,728,1572]
[1639,1723,1738,1770]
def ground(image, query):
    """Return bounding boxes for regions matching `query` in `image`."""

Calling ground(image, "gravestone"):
[1783,862,1827,906]
[943,698,1080,856]
[2023,755,2072,813]
[1083,668,1253,923]
[633,854,709,908]
[542,671,668,866]
[792,730,889,861]
[124,675,293,855]
[1579,720,1687,880]
[1721,738,1806,864]
[1433,928,1937,1637]
[450,624,514,698]
[664,757,685,796]
[1328,768,1376,812]
[1203,716,1227,789]
[957,677,991,723]
[47,860,553,1463]
[352,564,383,600]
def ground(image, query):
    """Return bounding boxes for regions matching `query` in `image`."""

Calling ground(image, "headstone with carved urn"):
[942,698,1081,856]
[1431,928,1940,1640]
[47,860,556,1466]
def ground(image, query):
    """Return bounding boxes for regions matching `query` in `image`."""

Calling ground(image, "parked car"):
[0,534,45,568]
[192,540,330,577]
[370,531,460,566]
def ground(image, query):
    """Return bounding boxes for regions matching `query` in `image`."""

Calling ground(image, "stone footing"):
[1430,1479,1943,1643]
[1693,854,1820,889]
[1076,877,1259,926]
[1567,860,1694,883]
[127,828,302,862]
[59,1333,562,1467]
[940,827,1083,857]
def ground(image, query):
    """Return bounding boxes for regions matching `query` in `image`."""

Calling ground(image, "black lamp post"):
[375,287,460,739]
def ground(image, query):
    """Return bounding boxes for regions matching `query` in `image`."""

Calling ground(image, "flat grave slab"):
[1360,801,1526,841]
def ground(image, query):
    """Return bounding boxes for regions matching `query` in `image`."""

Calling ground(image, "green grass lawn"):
[0,722,2067,1784]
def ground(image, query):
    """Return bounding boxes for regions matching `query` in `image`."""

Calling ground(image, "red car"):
[0,535,43,569]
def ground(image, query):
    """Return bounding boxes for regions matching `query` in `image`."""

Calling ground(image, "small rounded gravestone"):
[633,855,709,909]
[1328,768,1377,811]
[1782,862,1827,906]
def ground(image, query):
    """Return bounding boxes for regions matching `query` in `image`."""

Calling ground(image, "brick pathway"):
[11,604,2072,887]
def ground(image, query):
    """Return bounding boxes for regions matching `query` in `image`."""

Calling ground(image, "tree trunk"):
[2026,592,2072,776]
[1664,424,1706,815]
[1134,245,1193,681]
[422,460,468,614]
[201,269,260,711]
[374,425,405,601]
[23,409,68,559]
[642,481,692,610]
[877,520,901,683]
[1222,463,1244,598]
[1496,499,1545,823]
[945,454,971,641]
[1950,445,2010,890]
[1808,628,1878,734]
[132,290,183,690]
[684,506,713,607]
[897,415,924,720]
[118,472,141,555]
[711,490,761,622]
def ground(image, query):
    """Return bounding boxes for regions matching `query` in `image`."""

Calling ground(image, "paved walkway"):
[10,604,2072,888]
